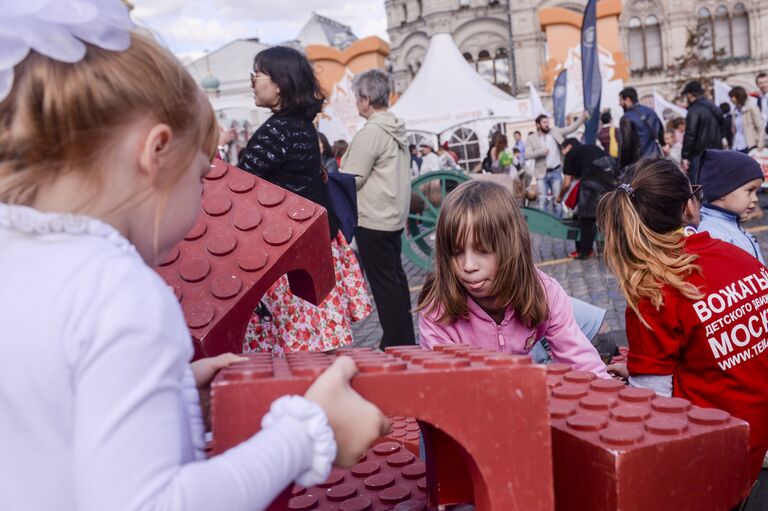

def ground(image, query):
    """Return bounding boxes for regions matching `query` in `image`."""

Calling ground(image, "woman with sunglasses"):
[238,47,371,354]
[598,157,768,485]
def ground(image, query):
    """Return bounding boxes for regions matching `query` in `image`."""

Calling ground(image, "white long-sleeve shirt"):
[0,203,334,511]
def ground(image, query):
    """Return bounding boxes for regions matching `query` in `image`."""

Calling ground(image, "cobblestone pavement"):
[352,201,768,350]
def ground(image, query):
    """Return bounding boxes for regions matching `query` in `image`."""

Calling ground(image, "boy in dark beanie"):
[698,149,765,263]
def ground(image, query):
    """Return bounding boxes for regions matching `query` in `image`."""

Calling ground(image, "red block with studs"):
[376,416,421,457]
[154,159,335,359]
[211,345,554,510]
[288,442,429,511]
[546,364,751,511]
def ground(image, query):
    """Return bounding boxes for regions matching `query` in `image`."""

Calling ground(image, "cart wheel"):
[401,170,470,271]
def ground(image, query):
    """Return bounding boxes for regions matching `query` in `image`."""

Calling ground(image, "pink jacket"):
[419,270,610,378]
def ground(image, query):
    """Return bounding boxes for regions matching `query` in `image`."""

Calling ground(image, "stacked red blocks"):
[211,345,554,510]
[154,160,335,359]
[379,416,421,457]
[547,364,750,510]
[288,442,428,510]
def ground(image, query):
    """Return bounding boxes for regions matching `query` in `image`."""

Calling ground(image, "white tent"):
[390,33,529,135]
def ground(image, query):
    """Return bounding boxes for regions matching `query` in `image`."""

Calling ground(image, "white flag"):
[714,79,734,111]
[528,82,551,118]
[653,91,687,123]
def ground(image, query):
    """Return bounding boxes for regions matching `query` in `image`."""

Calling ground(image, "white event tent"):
[390,33,530,170]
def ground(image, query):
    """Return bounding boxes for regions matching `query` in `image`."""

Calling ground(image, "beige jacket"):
[525,114,587,179]
[736,104,765,151]
[341,111,411,232]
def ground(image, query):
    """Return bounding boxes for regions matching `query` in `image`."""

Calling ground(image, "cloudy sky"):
[130,0,389,61]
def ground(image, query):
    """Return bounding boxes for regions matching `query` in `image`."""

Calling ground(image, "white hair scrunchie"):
[0,0,135,102]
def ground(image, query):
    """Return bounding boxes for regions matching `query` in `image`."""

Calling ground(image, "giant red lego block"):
[154,159,335,359]
[288,442,428,510]
[546,364,751,511]
[211,346,554,510]
[378,416,421,457]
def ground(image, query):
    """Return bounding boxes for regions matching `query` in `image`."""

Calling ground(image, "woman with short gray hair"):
[352,69,390,109]
[341,70,416,348]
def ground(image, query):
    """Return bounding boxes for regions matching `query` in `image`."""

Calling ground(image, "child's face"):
[451,237,498,302]
[713,178,763,216]
[153,150,211,261]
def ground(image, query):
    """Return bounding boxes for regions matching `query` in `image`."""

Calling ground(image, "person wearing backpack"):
[597,111,620,158]
[618,87,665,169]
[556,138,618,259]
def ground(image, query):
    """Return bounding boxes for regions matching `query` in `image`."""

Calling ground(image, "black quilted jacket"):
[238,114,339,237]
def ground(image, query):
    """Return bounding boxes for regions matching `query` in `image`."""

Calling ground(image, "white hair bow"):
[0,0,135,102]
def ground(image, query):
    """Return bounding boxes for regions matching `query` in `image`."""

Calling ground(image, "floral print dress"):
[244,232,371,354]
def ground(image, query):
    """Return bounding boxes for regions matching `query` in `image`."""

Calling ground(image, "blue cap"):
[698,149,764,203]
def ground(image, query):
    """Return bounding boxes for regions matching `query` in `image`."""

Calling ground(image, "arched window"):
[732,3,750,57]
[628,17,644,71]
[494,48,510,90]
[463,52,474,64]
[416,0,423,18]
[401,5,408,25]
[489,122,507,144]
[449,128,481,172]
[644,16,662,69]
[713,5,731,56]
[627,16,663,71]
[476,50,494,84]
[698,7,714,60]
[407,133,428,148]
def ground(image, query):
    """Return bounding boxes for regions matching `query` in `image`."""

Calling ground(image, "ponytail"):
[597,159,702,327]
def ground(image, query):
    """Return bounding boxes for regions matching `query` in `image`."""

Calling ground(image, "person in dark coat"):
[618,87,665,169]
[557,138,618,259]
[680,80,724,182]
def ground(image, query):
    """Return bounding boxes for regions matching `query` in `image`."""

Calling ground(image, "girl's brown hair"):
[417,180,548,327]
[729,86,748,107]
[596,158,702,326]
[493,134,508,156]
[0,33,219,207]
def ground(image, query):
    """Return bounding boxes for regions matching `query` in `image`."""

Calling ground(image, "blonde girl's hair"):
[596,158,703,327]
[0,33,219,207]
[417,180,548,327]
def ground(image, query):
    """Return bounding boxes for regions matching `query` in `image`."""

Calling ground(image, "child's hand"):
[191,353,247,390]
[191,353,247,431]
[606,362,628,382]
[305,356,390,467]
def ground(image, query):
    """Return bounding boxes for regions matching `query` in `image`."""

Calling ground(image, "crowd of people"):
[0,2,766,509]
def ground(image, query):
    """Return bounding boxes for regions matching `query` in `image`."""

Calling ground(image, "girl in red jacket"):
[598,158,768,481]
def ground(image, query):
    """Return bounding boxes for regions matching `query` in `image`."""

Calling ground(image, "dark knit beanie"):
[698,149,764,203]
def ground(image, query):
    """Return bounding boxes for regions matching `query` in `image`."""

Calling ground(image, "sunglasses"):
[690,184,703,200]
[249,71,268,87]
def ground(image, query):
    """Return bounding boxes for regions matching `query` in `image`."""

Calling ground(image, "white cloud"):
[130,0,389,55]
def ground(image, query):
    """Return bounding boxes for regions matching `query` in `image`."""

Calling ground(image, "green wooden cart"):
[401,170,582,271]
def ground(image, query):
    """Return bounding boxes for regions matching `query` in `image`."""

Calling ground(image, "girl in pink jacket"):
[417,180,609,378]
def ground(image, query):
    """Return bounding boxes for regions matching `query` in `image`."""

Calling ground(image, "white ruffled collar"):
[0,203,136,254]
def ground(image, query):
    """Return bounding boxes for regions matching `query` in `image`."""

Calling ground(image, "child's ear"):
[138,123,173,182]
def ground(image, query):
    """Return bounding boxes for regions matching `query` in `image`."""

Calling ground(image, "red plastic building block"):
[378,416,421,457]
[546,364,751,510]
[288,441,428,510]
[211,346,554,510]
[154,159,335,359]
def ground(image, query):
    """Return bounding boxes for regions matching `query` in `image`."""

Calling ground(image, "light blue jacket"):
[699,205,765,264]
